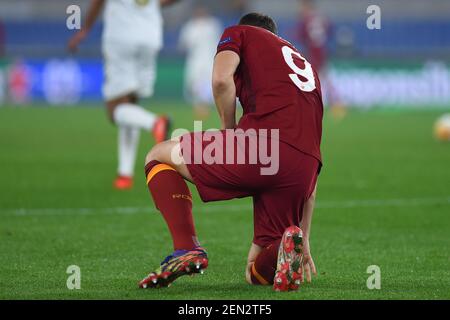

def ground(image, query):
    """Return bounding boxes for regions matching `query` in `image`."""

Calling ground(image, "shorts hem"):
[185,162,213,203]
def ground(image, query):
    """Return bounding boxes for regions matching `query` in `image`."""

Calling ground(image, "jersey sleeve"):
[216,26,244,56]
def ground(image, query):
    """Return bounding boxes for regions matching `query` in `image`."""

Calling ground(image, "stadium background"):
[0,0,449,300]
[1,0,450,107]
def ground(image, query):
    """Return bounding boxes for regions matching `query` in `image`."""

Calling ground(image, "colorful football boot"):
[139,247,208,289]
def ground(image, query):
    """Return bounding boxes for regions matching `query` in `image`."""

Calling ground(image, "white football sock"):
[113,103,156,131]
[117,126,140,177]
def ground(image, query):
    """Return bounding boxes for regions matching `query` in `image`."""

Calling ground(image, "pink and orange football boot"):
[273,226,304,292]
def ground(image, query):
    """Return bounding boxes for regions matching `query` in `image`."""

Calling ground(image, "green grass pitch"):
[0,103,449,299]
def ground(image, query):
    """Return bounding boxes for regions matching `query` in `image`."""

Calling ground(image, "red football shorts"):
[180,130,319,248]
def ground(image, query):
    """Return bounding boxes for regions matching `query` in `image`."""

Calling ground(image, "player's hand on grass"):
[68,30,87,53]
[302,237,317,283]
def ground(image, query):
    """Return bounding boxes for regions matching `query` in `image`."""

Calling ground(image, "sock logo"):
[172,194,192,202]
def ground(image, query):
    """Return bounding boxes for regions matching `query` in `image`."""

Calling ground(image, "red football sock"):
[145,160,199,251]
[250,240,281,285]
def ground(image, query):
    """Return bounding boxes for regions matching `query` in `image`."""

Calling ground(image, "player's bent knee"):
[145,146,159,165]
[144,140,180,167]
[144,141,168,164]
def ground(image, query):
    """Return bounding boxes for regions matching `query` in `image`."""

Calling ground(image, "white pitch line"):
[315,197,450,208]
[1,196,449,217]
[2,204,248,216]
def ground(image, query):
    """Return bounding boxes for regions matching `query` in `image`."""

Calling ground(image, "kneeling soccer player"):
[139,13,323,291]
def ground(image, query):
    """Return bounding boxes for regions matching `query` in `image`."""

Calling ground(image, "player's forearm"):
[213,77,236,129]
[160,0,179,7]
[300,185,317,239]
[82,0,105,33]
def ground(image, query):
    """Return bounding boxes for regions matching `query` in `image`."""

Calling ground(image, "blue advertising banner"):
[1,58,103,105]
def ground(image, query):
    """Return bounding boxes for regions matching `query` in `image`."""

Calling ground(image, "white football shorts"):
[102,40,160,101]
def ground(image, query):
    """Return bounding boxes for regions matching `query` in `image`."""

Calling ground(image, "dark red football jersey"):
[216,25,323,164]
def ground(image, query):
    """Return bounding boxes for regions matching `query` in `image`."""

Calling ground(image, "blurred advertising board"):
[0,58,101,106]
[328,60,450,108]
[0,58,448,108]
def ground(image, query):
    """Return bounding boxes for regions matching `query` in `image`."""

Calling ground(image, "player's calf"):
[141,159,206,289]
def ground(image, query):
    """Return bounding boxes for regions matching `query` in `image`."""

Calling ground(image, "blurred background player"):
[68,0,178,190]
[178,5,222,120]
[297,0,346,118]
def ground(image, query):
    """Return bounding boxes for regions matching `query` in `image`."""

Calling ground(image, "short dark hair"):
[238,13,278,34]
